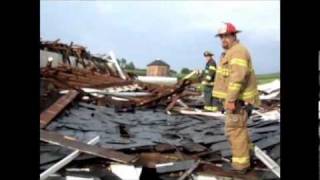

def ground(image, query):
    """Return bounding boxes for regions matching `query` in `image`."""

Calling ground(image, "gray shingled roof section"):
[147,59,170,67]
[40,102,280,172]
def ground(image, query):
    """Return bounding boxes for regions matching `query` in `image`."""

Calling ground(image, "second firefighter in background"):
[201,51,221,112]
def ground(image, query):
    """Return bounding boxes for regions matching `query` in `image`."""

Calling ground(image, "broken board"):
[40,130,137,164]
[40,90,79,128]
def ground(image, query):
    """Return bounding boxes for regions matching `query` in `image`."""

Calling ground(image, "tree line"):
[117,58,135,70]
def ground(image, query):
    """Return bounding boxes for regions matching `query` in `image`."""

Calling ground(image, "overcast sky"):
[40,0,280,74]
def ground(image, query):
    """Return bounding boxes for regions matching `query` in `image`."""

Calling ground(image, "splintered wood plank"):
[40,90,79,128]
[40,130,137,164]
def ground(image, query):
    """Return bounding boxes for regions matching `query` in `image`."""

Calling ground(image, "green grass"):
[125,68,177,77]
[191,72,280,92]
[125,69,146,76]
[256,72,280,84]
[178,72,280,84]
[125,68,279,85]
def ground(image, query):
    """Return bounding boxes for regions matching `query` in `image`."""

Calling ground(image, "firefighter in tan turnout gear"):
[212,22,260,173]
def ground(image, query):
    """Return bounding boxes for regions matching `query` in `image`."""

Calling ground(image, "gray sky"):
[40,0,280,74]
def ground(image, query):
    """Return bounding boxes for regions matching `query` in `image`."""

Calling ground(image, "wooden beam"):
[40,90,79,128]
[40,130,137,164]
[40,136,100,180]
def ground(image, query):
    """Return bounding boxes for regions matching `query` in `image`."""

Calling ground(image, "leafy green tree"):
[119,58,127,68]
[181,68,191,74]
[126,61,135,70]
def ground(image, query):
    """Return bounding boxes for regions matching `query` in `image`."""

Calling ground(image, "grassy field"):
[178,72,280,84]
[125,69,147,76]
[193,72,280,92]
[256,72,280,84]
[125,69,279,85]
[125,68,177,76]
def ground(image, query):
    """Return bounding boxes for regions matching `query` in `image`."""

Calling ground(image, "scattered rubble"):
[40,39,280,180]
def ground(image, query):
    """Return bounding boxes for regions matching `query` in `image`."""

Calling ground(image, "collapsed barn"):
[40,39,280,180]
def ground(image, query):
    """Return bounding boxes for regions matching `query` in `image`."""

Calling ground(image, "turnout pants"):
[203,85,221,111]
[225,106,252,170]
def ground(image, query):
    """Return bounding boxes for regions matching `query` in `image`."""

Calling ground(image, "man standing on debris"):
[212,22,260,173]
[201,51,220,112]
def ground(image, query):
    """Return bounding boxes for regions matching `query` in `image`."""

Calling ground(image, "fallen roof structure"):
[40,39,280,180]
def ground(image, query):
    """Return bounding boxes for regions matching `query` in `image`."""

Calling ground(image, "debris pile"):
[41,39,117,74]
[258,79,280,112]
[40,39,280,180]
[41,65,133,89]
